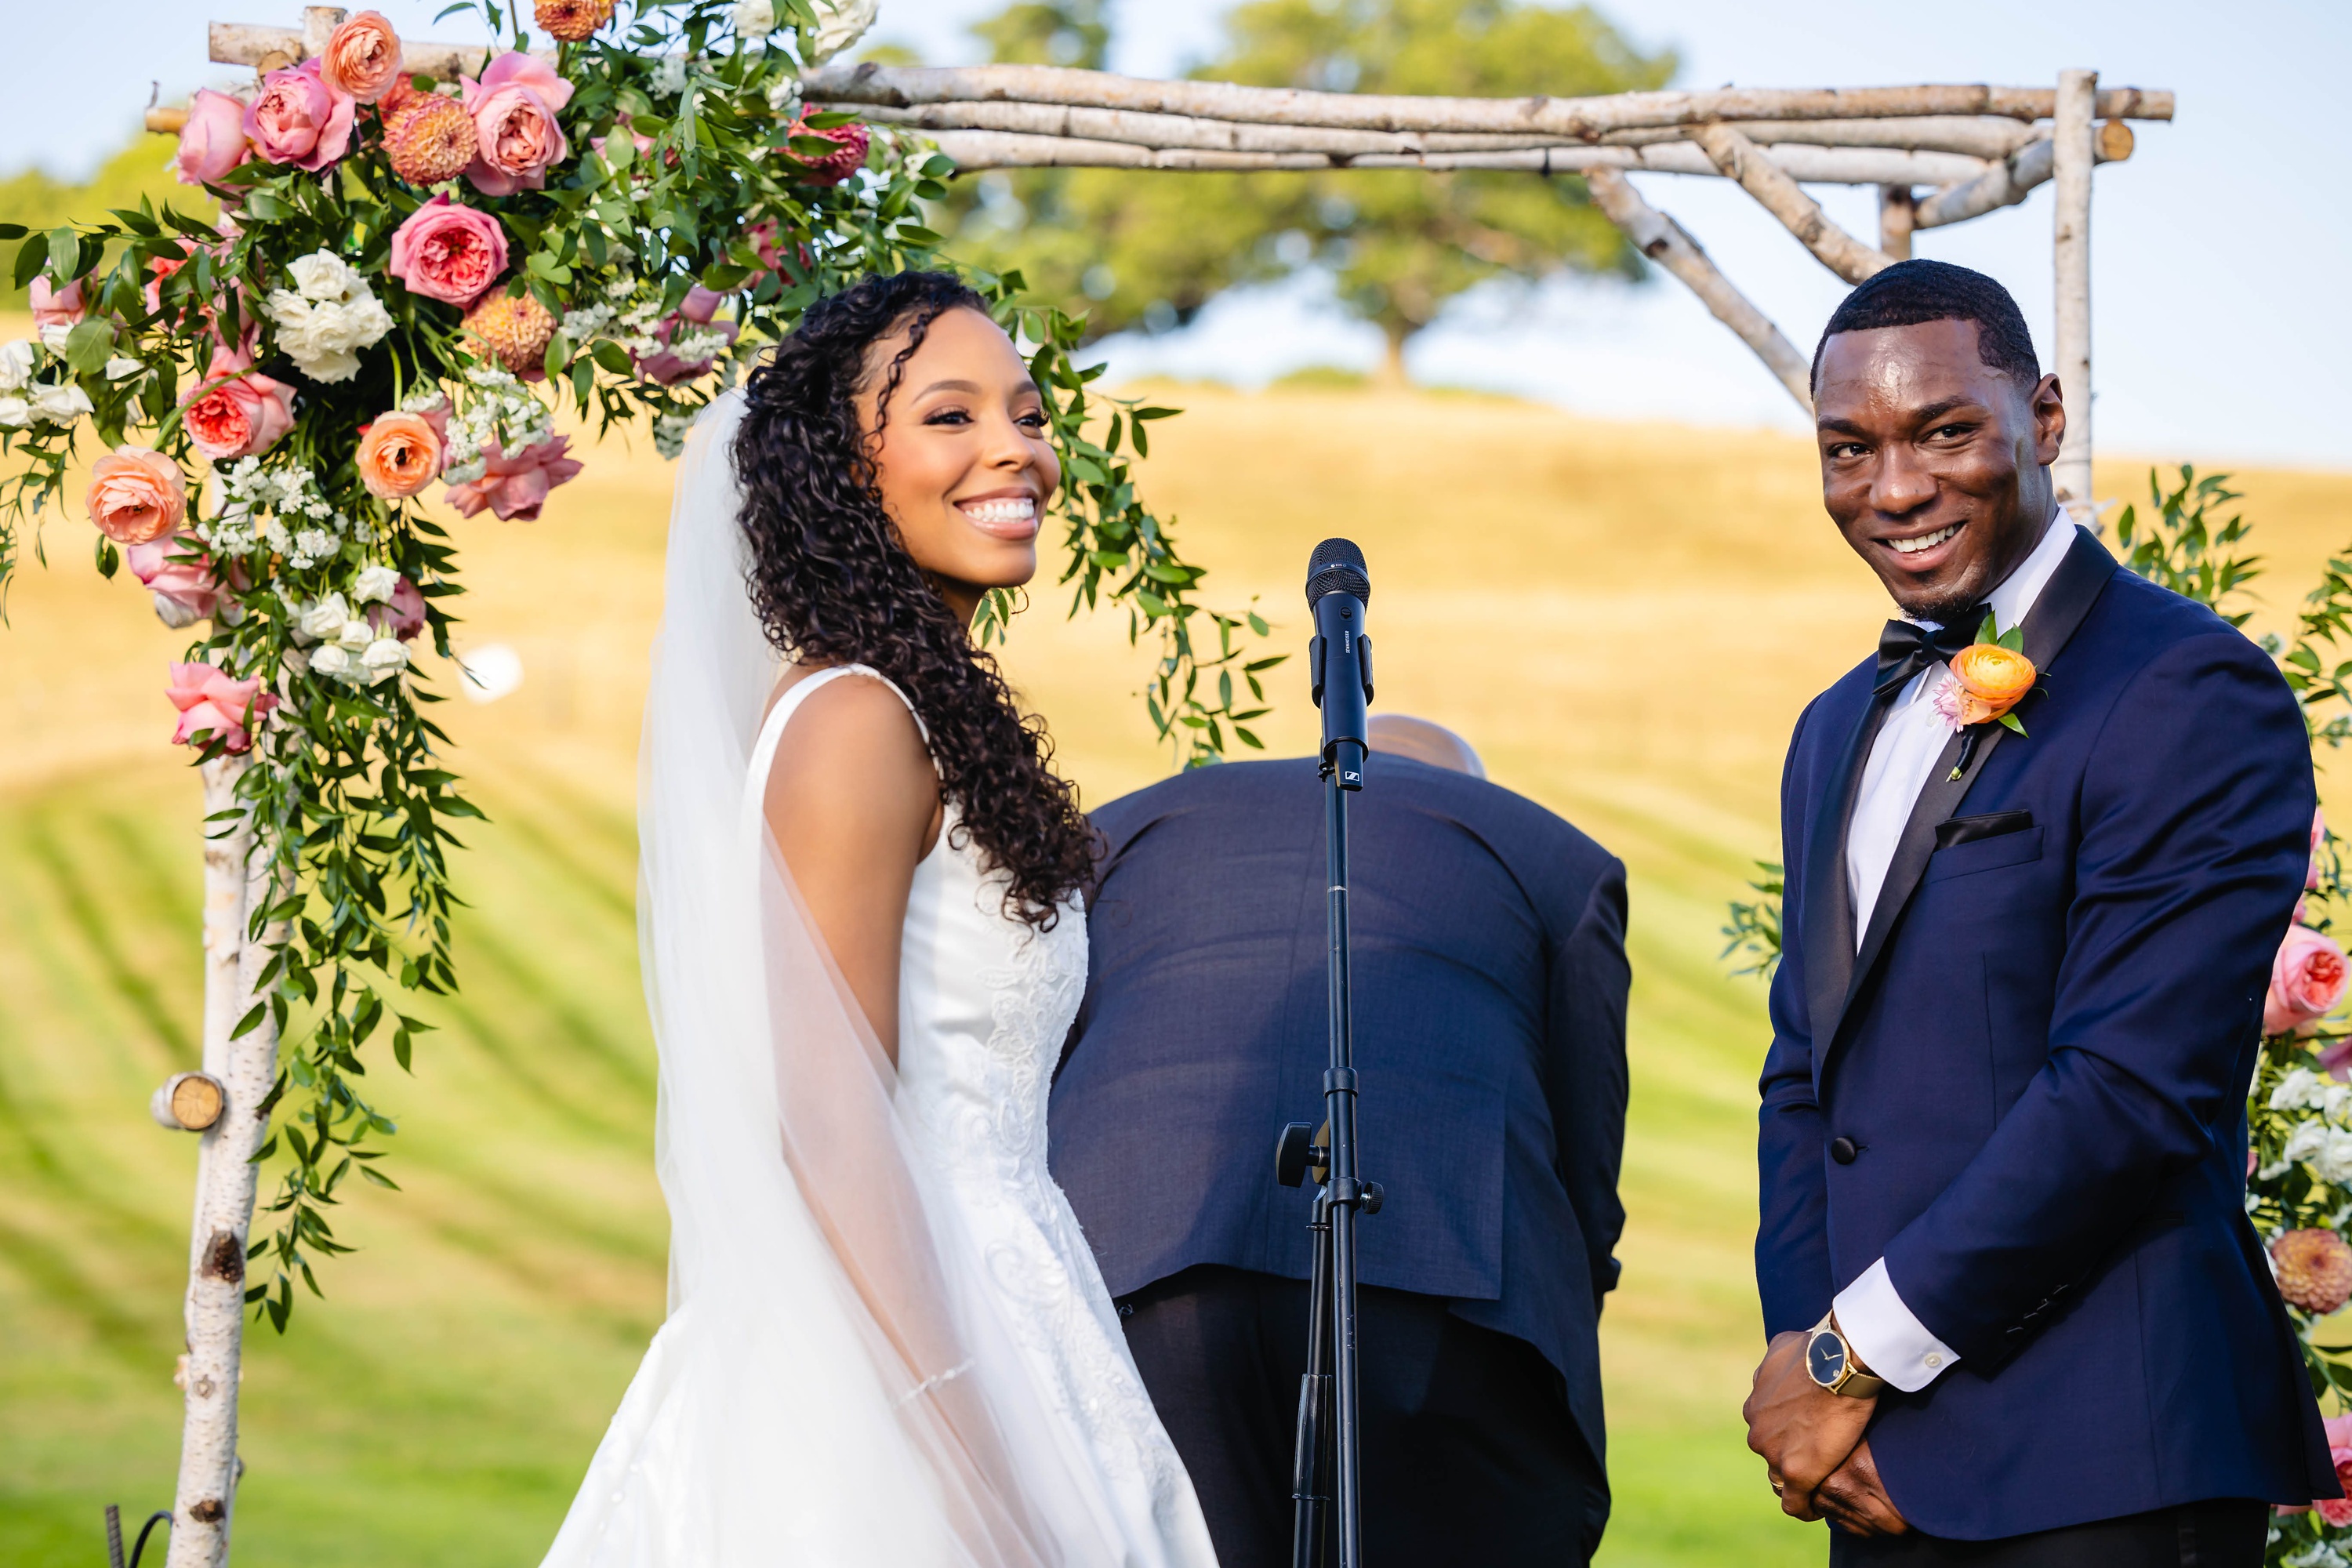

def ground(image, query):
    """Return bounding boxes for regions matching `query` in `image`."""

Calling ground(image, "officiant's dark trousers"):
[1826,1498,2267,1566]
[1116,1264,1608,1567]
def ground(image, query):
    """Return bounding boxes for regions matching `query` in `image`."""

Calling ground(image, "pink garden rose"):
[321,10,405,104]
[2318,1415,2352,1526]
[462,53,572,197]
[125,535,224,629]
[174,89,252,186]
[388,195,508,307]
[2268,925,2350,1037]
[29,278,85,328]
[180,345,296,463]
[444,434,582,522]
[368,576,430,641]
[166,661,276,754]
[245,57,357,172]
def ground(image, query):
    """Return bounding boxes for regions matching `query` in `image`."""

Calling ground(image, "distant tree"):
[0,133,217,309]
[931,0,1675,380]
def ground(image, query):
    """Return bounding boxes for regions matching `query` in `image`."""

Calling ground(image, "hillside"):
[5,370,2350,1566]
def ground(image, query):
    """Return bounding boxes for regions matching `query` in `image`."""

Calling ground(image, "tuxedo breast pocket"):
[1924,821,2045,882]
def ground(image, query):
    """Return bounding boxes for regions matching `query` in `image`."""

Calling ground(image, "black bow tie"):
[1875,615,1982,698]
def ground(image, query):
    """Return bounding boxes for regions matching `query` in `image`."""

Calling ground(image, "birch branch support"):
[2052,69,2096,521]
[209,20,492,78]
[1693,123,1893,283]
[808,63,2174,134]
[1586,167,1812,414]
[167,757,282,1568]
[1912,119,2131,228]
[923,129,1983,185]
[1878,184,1917,260]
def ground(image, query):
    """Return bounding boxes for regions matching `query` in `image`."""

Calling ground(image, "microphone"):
[1306,538,1374,789]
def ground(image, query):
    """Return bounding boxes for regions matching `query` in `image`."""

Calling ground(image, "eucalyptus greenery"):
[0,0,1273,1332]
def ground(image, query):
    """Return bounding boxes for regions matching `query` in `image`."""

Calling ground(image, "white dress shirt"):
[1832,506,2071,1392]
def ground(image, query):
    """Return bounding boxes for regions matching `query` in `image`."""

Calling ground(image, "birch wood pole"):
[1586,167,1812,414]
[1911,120,2132,230]
[2052,69,2097,524]
[1694,123,1894,284]
[165,757,285,1568]
[804,62,2175,134]
[1878,185,1917,260]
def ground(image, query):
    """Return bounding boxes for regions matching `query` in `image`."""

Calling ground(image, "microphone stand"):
[1277,547,1382,1568]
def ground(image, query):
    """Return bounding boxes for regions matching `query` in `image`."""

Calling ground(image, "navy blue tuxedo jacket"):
[1760,526,2335,1537]
[1050,753,1629,1466]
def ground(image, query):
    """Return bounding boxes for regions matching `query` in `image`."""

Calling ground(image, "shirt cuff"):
[1832,1258,1961,1393]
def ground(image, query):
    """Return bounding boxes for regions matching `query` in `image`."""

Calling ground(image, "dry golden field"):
[5,353,2350,1565]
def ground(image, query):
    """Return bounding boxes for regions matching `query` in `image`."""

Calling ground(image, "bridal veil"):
[540,394,1120,1566]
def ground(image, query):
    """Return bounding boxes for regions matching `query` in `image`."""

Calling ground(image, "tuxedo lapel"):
[1820,526,2118,1071]
[1802,684,1895,1057]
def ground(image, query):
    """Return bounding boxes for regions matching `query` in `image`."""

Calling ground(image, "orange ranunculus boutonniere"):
[1936,612,2038,734]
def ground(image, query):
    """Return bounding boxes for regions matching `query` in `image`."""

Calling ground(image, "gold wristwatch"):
[1806,1312,1887,1398]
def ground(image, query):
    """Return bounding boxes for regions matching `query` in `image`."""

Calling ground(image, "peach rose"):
[180,345,296,463]
[166,661,277,755]
[388,194,508,307]
[358,410,445,499]
[245,57,356,172]
[125,534,224,628]
[2268,925,2351,1037]
[444,434,582,522]
[85,446,188,546]
[461,53,572,197]
[1947,643,2038,727]
[174,88,252,186]
[322,11,404,104]
[29,278,85,328]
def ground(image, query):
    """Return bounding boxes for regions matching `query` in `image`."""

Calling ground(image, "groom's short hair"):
[1811,260,2043,393]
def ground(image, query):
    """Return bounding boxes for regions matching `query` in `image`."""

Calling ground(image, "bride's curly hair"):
[733,270,1094,929]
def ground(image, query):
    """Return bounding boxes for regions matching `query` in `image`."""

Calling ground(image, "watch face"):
[1807,1330,1847,1388]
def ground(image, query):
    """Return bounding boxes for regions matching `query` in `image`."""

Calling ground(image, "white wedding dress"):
[541,393,1218,1567]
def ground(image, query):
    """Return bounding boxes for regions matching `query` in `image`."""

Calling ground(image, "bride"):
[543,272,1219,1566]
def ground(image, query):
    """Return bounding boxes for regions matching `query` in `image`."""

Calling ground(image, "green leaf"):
[592,340,633,376]
[11,239,46,289]
[63,318,114,375]
[1998,626,2024,652]
[1998,711,2027,735]
[230,1003,267,1040]
[1976,610,1998,644]
[47,227,77,282]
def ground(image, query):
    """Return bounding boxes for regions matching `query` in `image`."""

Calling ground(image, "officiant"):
[1051,713,1631,1567]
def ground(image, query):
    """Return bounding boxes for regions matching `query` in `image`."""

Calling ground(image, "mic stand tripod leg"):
[1290,1187,1334,1568]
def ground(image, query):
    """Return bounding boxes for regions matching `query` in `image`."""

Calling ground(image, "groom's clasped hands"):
[1744,1331,1905,1538]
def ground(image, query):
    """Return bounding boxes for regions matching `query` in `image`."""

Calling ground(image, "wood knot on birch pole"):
[203,1230,245,1284]
[188,1498,227,1525]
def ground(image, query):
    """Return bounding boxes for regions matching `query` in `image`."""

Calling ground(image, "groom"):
[1748,257,2336,1564]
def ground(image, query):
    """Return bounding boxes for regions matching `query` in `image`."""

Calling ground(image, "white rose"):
[353,564,401,605]
[2323,1130,2352,1186]
[343,293,394,350]
[105,354,145,382]
[808,0,879,63]
[289,251,357,303]
[0,397,28,429]
[2286,1120,2330,1167]
[336,617,373,652]
[2273,1068,2325,1112]
[297,592,353,644]
[263,288,310,330]
[295,348,362,384]
[39,322,72,353]
[732,0,776,36]
[308,644,354,680]
[360,638,411,685]
[28,383,93,424]
[0,339,35,392]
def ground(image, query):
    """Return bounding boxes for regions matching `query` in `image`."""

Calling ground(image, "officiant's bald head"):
[1367,713,1485,779]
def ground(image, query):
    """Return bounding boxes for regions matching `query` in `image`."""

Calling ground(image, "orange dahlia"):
[385,94,477,185]
[2274,1228,2352,1315]
[535,0,616,42]
[463,291,558,377]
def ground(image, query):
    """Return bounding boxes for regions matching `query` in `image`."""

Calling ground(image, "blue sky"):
[11,0,2350,468]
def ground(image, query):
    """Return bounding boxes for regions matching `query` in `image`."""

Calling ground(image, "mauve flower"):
[245,57,356,172]
[125,534,223,628]
[461,53,572,197]
[2269,926,2351,1037]
[174,89,252,186]
[321,11,403,104]
[165,661,277,754]
[29,278,85,328]
[180,345,296,463]
[367,576,429,641]
[388,195,508,307]
[443,434,582,521]
[633,314,739,386]
[85,446,187,545]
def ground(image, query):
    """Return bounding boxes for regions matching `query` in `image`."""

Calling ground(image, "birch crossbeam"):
[808,63,2173,135]
[921,129,1986,187]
